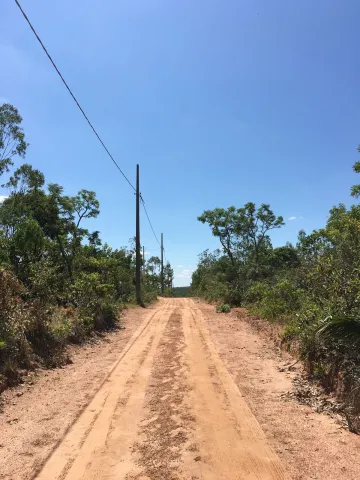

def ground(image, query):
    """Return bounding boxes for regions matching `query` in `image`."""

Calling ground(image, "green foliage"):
[350,146,360,198]
[191,249,232,302]
[198,203,284,267]
[173,286,191,298]
[0,270,32,371]
[162,287,175,297]
[247,280,304,321]
[163,262,174,290]
[0,103,28,176]
[194,203,285,305]
[193,152,360,431]
[316,317,360,349]
[71,272,118,331]
[0,104,174,386]
[216,303,231,313]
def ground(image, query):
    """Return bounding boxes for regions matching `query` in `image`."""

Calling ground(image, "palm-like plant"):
[316,316,360,349]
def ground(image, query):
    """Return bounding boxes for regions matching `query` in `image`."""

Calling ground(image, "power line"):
[14,0,136,192]
[140,197,161,246]
[15,0,166,259]
[145,247,161,252]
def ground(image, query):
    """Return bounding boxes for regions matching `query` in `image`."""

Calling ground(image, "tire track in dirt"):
[36,300,173,480]
[125,307,196,480]
[183,301,287,479]
[35,299,287,480]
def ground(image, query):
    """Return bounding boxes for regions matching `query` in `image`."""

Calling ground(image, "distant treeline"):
[173,286,191,298]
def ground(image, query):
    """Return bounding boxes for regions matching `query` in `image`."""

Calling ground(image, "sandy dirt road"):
[36,298,286,480]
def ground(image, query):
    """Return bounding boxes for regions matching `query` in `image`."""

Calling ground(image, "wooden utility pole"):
[161,233,164,295]
[142,246,145,281]
[136,164,142,305]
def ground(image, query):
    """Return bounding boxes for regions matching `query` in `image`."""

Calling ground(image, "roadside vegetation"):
[0,103,174,391]
[191,149,360,432]
[173,286,191,297]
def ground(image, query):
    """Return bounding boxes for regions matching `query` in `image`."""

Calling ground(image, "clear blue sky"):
[1,0,360,286]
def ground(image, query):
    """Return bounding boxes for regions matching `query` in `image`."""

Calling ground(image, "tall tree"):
[350,145,360,198]
[198,203,284,266]
[163,262,174,289]
[0,104,28,176]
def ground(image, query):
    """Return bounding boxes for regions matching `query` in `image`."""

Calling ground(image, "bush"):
[28,260,61,303]
[0,270,69,383]
[0,270,33,373]
[92,299,119,331]
[248,279,304,322]
[72,273,120,333]
[216,303,231,313]
[24,301,68,367]
[0,268,123,386]
[142,287,158,306]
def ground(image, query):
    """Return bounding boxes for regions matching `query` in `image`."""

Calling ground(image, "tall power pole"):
[142,245,145,281]
[161,233,164,295]
[136,164,142,305]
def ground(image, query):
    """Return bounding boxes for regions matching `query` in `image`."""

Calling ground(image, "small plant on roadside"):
[216,303,231,313]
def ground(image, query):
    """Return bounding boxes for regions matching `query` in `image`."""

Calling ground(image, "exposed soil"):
[200,302,360,480]
[1,299,360,480]
[0,306,145,480]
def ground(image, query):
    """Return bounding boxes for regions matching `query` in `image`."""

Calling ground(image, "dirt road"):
[2,298,360,480]
[34,298,285,480]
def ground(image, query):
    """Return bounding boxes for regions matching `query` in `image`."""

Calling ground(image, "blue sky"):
[1,0,360,286]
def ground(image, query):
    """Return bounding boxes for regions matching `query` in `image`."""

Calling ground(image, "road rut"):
[36,299,287,480]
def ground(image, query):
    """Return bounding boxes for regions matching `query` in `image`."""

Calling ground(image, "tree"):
[195,204,284,304]
[73,189,100,228]
[350,145,360,198]
[0,103,167,386]
[198,207,238,265]
[69,189,100,263]
[198,203,284,266]
[270,244,300,270]
[47,186,100,281]
[5,163,45,192]
[148,256,161,274]
[163,262,174,289]
[191,149,360,433]
[0,104,28,176]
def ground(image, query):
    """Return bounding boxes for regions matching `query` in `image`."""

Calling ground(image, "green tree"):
[0,104,28,176]
[163,262,174,289]
[192,147,360,432]
[350,145,360,198]
[198,203,284,267]
[0,104,164,387]
[5,163,44,192]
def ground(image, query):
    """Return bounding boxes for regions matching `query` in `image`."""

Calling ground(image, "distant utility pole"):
[142,246,145,281]
[136,164,142,305]
[161,233,164,295]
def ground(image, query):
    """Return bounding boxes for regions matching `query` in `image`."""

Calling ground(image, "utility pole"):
[161,233,164,295]
[136,164,142,305]
[142,246,145,281]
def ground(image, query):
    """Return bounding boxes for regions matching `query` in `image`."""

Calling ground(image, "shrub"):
[216,303,231,313]
[142,286,158,306]
[25,306,68,367]
[245,281,269,304]
[248,279,304,322]
[0,270,33,372]
[92,299,119,331]
[0,270,69,381]
[72,273,120,333]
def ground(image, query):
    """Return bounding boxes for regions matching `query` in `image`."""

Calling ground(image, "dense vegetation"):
[192,151,360,432]
[173,286,191,298]
[0,103,174,390]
